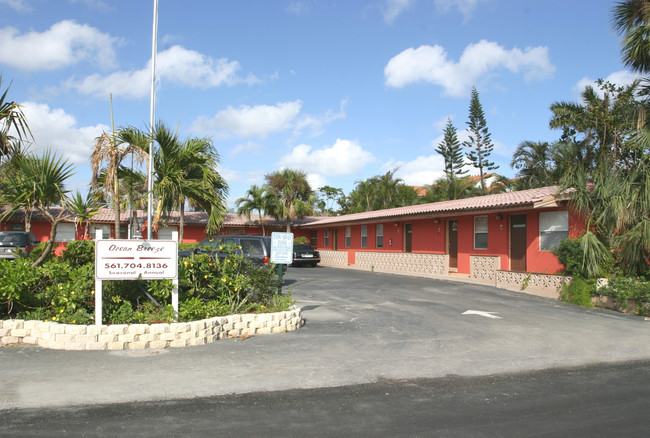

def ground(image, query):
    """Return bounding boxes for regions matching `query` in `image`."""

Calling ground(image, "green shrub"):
[61,240,95,267]
[1,239,291,324]
[294,236,310,245]
[560,277,595,307]
[27,241,51,263]
[554,236,613,278]
[596,277,650,316]
[554,238,586,277]
[178,242,198,251]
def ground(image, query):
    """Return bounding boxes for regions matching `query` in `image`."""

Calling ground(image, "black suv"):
[0,231,39,260]
[179,235,286,272]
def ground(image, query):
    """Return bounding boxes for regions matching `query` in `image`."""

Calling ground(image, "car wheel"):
[311,262,318,267]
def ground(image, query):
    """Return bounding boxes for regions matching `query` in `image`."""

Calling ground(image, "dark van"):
[0,231,39,260]
[179,235,286,272]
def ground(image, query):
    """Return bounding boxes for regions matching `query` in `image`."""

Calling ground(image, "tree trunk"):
[113,172,120,239]
[179,202,185,243]
[31,212,61,268]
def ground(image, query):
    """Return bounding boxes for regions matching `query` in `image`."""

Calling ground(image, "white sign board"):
[271,232,294,264]
[95,239,178,280]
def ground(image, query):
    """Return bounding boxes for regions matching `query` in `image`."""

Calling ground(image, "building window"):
[90,225,111,240]
[345,227,351,247]
[539,211,569,251]
[158,226,176,240]
[310,230,318,247]
[324,229,329,247]
[376,224,384,248]
[55,223,75,242]
[474,216,488,249]
[361,226,367,248]
[9,222,23,231]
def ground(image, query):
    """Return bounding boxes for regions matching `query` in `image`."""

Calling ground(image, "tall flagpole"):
[148,0,158,240]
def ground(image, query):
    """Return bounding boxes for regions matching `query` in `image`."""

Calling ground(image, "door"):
[448,220,458,269]
[333,229,338,250]
[404,223,412,253]
[510,214,527,272]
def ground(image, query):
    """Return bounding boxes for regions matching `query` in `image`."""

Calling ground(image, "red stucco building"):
[1,186,580,294]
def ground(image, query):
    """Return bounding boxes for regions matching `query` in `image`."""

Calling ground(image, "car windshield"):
[294,244,313,251]
[240,239,265,256]
[196,239,222,252]
[0,234,28,246]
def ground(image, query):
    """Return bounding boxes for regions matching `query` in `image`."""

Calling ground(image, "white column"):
[171,230,179,321]
[94,229,103,326]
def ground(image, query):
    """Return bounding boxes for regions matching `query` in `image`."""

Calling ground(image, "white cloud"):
[279,139,375,176]
[0,0,30,12]
[68,45,258,99]
[384,40,555,97]
[192,101,302,139]
[19,101,108,163]
[292,98,348,138]
[0,20,118,71]
[381,0,413,25]
[306,173,327,191]
[383,154,446,186]
[434,0,483,20]
[574,70,643,97]
[192,99,346,140]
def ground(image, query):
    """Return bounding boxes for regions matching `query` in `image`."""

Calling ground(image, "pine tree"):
[435,118,467,178]
[463,87,498,192]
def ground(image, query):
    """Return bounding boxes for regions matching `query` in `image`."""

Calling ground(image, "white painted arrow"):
[462,310,502,319]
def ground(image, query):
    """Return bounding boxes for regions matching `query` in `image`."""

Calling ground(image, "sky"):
[0,0,640,209]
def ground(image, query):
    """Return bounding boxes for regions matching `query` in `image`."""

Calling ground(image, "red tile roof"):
[0,206,313,228]
[1,186,569,229]
[300,186,568,226]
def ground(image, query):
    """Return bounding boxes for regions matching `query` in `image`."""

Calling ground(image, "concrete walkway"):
[2,267,649,410]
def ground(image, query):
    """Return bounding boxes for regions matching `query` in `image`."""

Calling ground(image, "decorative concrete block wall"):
[319,250,347,267]
[0,307,303,350]
[355,252,448,277]
[470,255,501,282]
[496,271,571,298]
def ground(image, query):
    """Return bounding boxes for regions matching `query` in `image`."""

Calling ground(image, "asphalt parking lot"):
[2,266,649,410]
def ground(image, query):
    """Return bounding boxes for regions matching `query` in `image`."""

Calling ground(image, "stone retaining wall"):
[0,307,303,350]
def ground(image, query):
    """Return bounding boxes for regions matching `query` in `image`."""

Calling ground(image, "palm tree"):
[612,0,650,74]
[0,76,32,161]
[91,128,147,239]
[264,169,314,232]
[153,124,228,241]
[550,80,642,174]
[421,175,481,202]
[376,169,403,210]
[0,150,75,267]
[511,141,556,189]
[236,185,274,236]
[351,179,376,212]
[68,189,104,238]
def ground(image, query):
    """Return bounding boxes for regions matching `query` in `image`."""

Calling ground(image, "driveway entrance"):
[1,267,649,410]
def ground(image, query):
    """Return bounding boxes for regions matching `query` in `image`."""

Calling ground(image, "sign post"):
[94,235,178,325]
[270,232,293,295]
